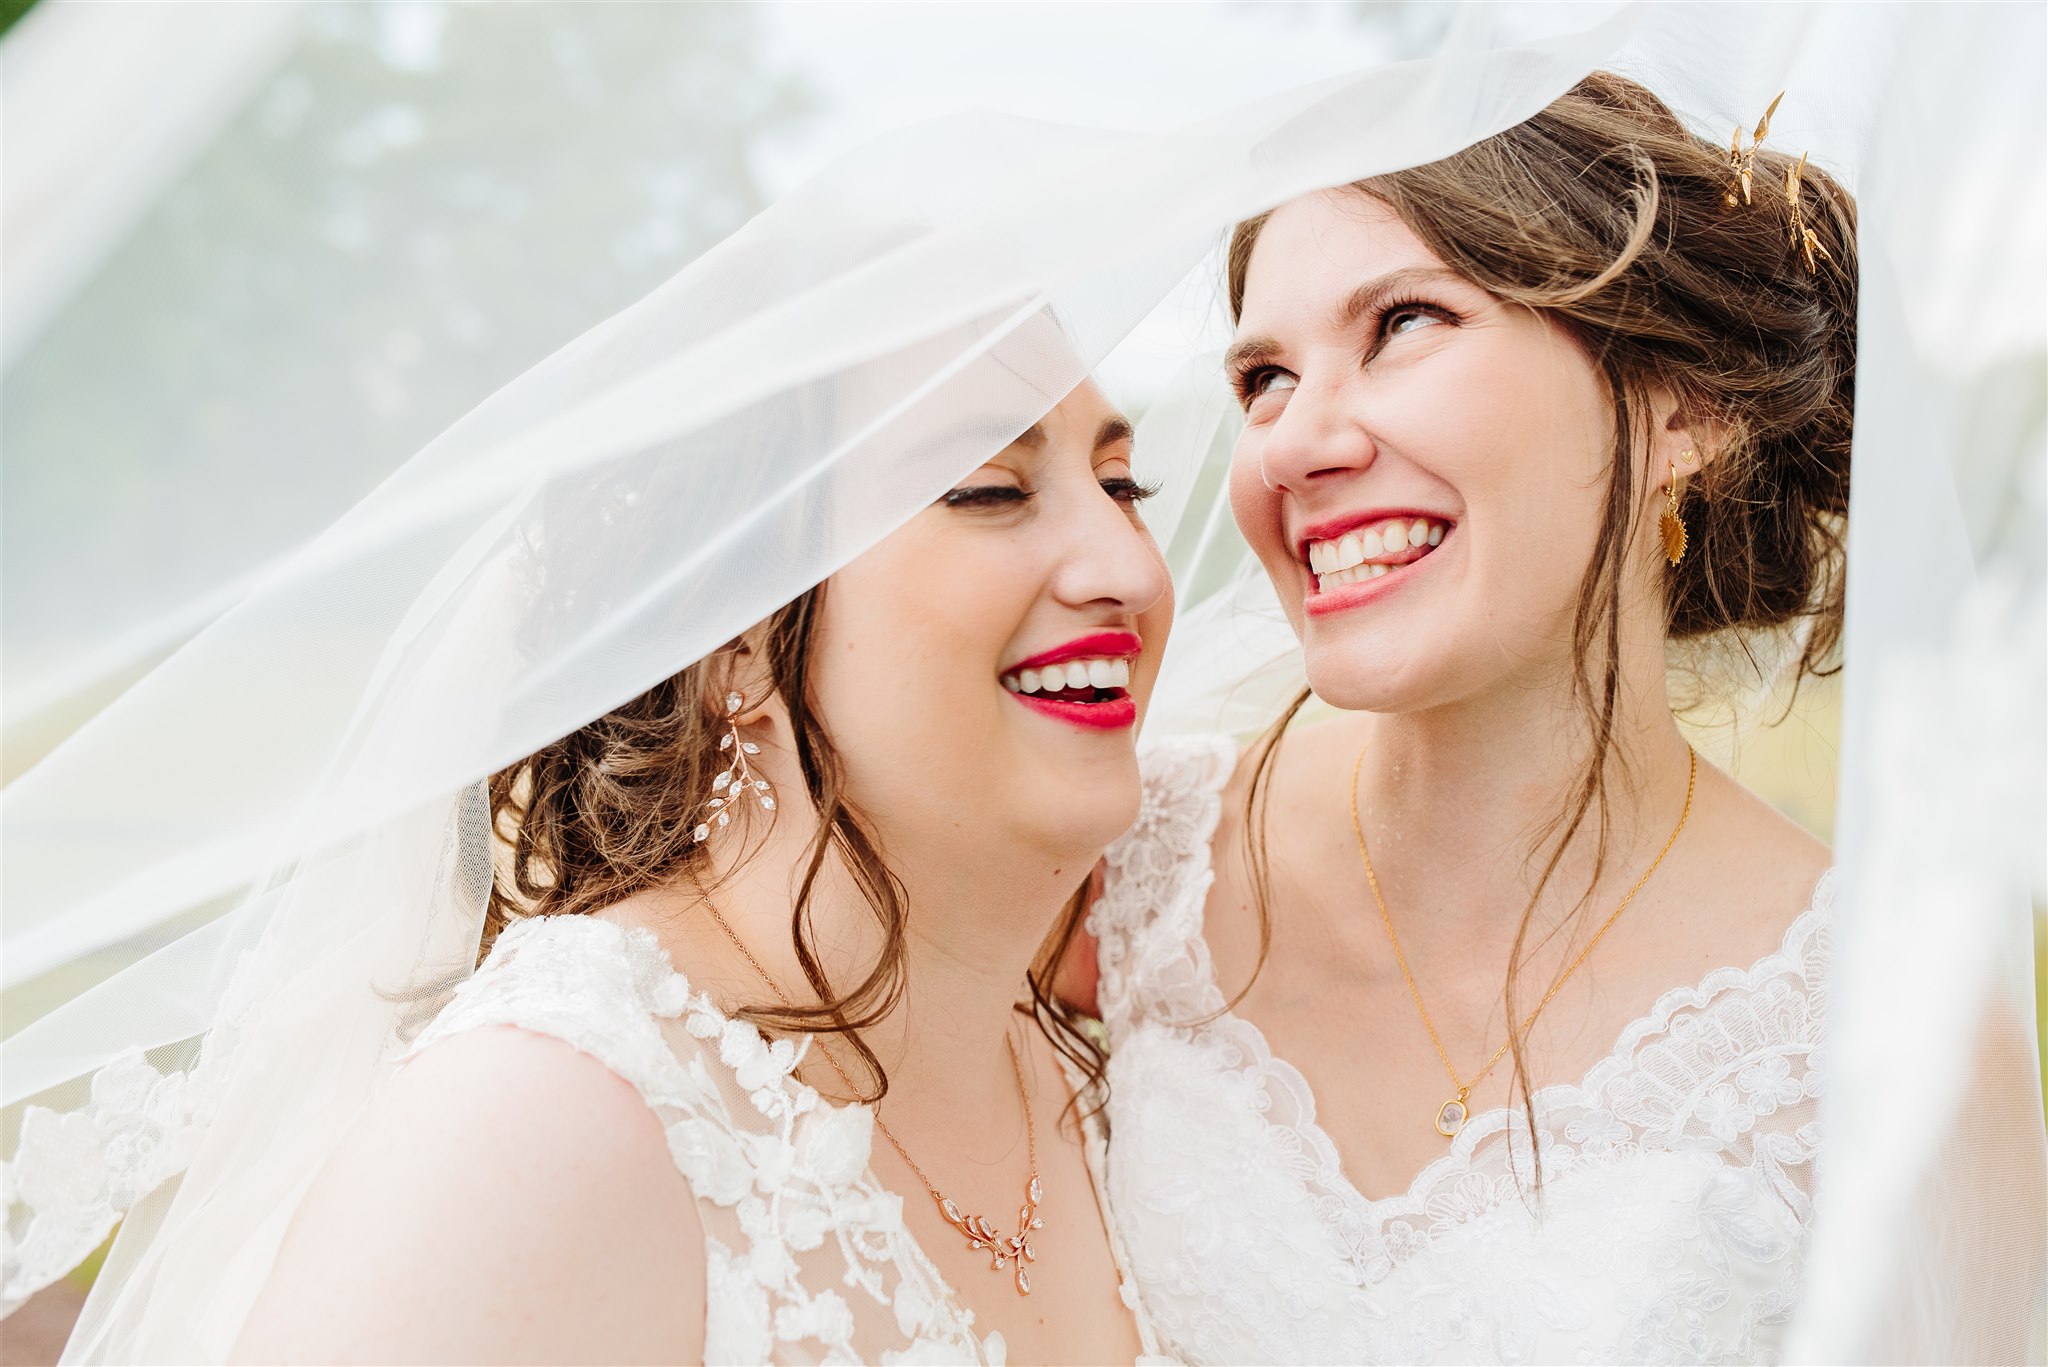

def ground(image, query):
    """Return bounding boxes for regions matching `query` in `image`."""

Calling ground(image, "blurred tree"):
[3,2,815,742]
[1,0,37,39]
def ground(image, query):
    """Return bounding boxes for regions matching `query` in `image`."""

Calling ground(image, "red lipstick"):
[1009,693,1138,730]
[1000,630,1142,733]
[1004,630,1142,673]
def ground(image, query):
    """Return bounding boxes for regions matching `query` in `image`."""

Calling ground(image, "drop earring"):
[1661,455,1692,567]
[692,691,775,844]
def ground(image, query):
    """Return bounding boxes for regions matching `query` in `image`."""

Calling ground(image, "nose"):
[1256,372,1376,493]
[1049,483,1171,621]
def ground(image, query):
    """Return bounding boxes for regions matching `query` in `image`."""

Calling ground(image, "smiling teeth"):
[1307,516,1451,581]
[1320,562,1393,586]
[1001,657,1132,694]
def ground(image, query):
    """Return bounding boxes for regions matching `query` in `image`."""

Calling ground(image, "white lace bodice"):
[1093,735,1832,1366]
[411,914,1164,1366]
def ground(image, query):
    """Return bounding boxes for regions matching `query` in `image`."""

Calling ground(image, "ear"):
[701,625,780,727]
[1643,385,1731,493]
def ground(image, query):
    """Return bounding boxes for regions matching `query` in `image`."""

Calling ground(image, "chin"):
[1303,638,1443,714]
[1021,764,1145,856]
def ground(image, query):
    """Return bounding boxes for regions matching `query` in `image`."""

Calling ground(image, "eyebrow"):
[1005,414,1133,454]
[1226,266,1472,374]
[1332,266,1469,332]
[1096,415,1134,450]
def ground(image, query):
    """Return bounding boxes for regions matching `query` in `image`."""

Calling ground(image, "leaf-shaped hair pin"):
[1784,151,1834,275]
[1724,90,1785,208]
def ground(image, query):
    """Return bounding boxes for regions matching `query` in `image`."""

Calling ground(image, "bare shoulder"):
[233,1025,704,1365]
[1699,761,1833,920]
[1650,759,1833,981]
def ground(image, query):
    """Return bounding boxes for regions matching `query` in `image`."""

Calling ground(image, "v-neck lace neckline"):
[1189,878,1834,1214]
[1125,732,1834,1223]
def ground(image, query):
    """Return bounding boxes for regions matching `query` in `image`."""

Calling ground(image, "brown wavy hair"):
[483,584,1106,1111]
[1228,72,1855,1159]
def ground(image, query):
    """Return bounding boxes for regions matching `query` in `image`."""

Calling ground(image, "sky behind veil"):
[0,1,1408,752]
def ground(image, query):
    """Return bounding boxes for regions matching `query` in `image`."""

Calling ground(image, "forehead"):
[1237,190,1442,327]
[1007,380,1131,455]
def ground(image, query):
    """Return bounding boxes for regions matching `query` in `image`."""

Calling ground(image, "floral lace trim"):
[1096,733,1832,1290]
[413,913,999,1364]
[0,941,269,1320]
[1092,734,1237,1040]
[1,1052,219,1316]
[1325,880,1832,1271]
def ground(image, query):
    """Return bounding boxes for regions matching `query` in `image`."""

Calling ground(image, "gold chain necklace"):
[703,901,1044,1295]
[1348,744,1697,1139]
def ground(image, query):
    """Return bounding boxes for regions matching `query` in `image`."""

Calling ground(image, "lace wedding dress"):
[1093,736,1831,1366]
[409,913,1166,1366]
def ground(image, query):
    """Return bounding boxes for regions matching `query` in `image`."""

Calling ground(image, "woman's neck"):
[639,805,1084,1125]
[1351,624,1694,946]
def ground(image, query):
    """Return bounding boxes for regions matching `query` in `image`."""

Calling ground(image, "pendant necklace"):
[705,902,1044,1295]
[1348,744,1696,1139]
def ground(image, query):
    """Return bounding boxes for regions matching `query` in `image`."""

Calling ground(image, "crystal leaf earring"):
[692,691,775,844]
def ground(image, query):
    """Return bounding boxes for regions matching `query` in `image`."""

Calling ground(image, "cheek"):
[1405,336,1614,589]
[1129,577,1177,710]
[1508,398,1612,574]
[1227,441,1289,566]
[811,538,1015,773]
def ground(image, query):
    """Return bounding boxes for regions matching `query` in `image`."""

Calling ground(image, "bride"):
[227,380,1171,1364]
[3,8,2040,1364]
[1090,70,2045,1364]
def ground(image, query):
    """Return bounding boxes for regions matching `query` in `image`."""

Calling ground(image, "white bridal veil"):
[3,3,2043,1361]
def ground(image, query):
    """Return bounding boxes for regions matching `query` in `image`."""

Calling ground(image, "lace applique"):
[1095,734,1833,1366]
[410,913,1000,1365]
[1092,733,1236,1041]
[2,784,496,1326]
[2,1054,214,1315]
[1,943,265,1317]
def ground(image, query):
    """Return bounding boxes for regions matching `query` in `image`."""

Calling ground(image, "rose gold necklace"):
[1348,744,1697,1139]
[703,901,1044,1296]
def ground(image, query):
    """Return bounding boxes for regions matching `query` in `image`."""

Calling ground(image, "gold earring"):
[1661,456,1691,567]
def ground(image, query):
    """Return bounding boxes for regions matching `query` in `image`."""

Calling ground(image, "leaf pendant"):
[1660,508,1688,567]
[933,1172,1042,1296]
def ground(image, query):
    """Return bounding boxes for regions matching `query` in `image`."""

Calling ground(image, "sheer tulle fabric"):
[2,3,2042,1362]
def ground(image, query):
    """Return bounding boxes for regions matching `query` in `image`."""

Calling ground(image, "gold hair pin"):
[1724,91,1784,208]
[1784,151,1833,276]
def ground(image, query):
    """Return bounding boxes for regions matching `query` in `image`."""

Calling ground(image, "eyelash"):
[942,477,1159,508]
[1229,297,1457,405]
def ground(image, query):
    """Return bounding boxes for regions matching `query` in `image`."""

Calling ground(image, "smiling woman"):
[228,381,1171,1364]
[1088,67,2040,1366]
